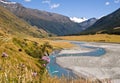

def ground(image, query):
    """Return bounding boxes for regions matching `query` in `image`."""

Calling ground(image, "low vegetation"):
[0,35,77,83]
[56,34,120,43]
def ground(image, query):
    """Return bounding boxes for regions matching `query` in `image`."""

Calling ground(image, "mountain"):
[0,0,83,36]
[0,5,48,37]
[79,18,97,30]
[80,8,120,35]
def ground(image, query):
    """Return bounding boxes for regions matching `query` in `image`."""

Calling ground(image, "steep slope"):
[0,5,48,37]
[0,0,82,36]
[79,18,97,30]
[0,5,44,82]
[80,8,120,35]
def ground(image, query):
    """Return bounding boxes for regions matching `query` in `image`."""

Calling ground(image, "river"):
[47,41,106,79]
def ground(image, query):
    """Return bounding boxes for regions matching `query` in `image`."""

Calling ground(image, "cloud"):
[105,2,110,5]
[42,0,50,4]
[50,4,60,9]
[42,0,60,9]
[70,17,87,23]
[24,0,31,2]
[114,0,120,3]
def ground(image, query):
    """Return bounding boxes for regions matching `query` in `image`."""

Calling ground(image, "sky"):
[10,0,120,19]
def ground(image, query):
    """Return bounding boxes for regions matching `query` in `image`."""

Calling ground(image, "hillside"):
[0,4,78,82]
[0,0,83,36]
[80,8,120,35]
[79,18,97,30]
[0,5,83,82]
[0,5,49,38]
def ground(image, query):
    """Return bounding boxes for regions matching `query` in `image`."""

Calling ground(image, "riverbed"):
[47,41,120,82]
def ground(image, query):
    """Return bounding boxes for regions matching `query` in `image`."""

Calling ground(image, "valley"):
[0,0,120,83]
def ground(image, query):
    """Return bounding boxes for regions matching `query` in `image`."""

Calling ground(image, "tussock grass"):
[56,34,120,43]
[26,37,74,49]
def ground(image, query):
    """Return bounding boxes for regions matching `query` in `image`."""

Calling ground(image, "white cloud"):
[42,0,50,4]
[24,0,31,2]
[0,0,16,4]
[105,2,110,5]
[114,0,120,3]
[42,0,60,9]
[50,3,60,9]
[70,17,87,23]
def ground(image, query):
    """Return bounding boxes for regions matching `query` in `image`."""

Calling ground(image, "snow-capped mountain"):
[0,0,84,35]
[80,8,120,35]
[0,0,97,35]
[79,18,97,30]
[70,17,87,23]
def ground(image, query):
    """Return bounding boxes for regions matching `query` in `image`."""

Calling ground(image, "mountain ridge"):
[80,8,120,35]
[0,5,48,37]
[0,1,84,36]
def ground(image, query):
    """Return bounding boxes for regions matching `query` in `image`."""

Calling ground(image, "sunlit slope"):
[55,34,120,43]
[0,6,48,38]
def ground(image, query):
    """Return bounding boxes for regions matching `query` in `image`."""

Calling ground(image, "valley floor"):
[55,34,120,43]
[56,42,120,83]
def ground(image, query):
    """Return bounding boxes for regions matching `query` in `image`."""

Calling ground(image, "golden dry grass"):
[55,34,120,43]
[26,37,74,49]
[0,36,41,82]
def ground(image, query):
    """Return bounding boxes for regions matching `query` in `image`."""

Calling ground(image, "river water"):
[47,41,106,79]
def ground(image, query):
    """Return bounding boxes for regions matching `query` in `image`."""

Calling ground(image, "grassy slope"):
[0,6,45,82]
[0,6,48,38]
[0,36,41,82]
[0,5,79,83]
[0,35,75,83]
[56,34,120,43]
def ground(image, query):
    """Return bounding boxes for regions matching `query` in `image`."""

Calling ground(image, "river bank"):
[56,42,120,82]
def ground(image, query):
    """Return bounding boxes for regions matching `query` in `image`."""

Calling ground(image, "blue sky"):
[10,0,120,19]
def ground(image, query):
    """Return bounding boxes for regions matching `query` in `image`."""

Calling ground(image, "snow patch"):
[70,17,87,23]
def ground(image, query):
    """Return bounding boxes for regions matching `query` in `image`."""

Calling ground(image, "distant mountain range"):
[0,0,81,35]
[1,0,119,36]
[0,0,97,36]
[80,8,120,35]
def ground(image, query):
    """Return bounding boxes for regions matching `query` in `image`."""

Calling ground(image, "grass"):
[0,36,42,82]
[26,37,74,49]
[55,34,120,43]
[0,35,75,83]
